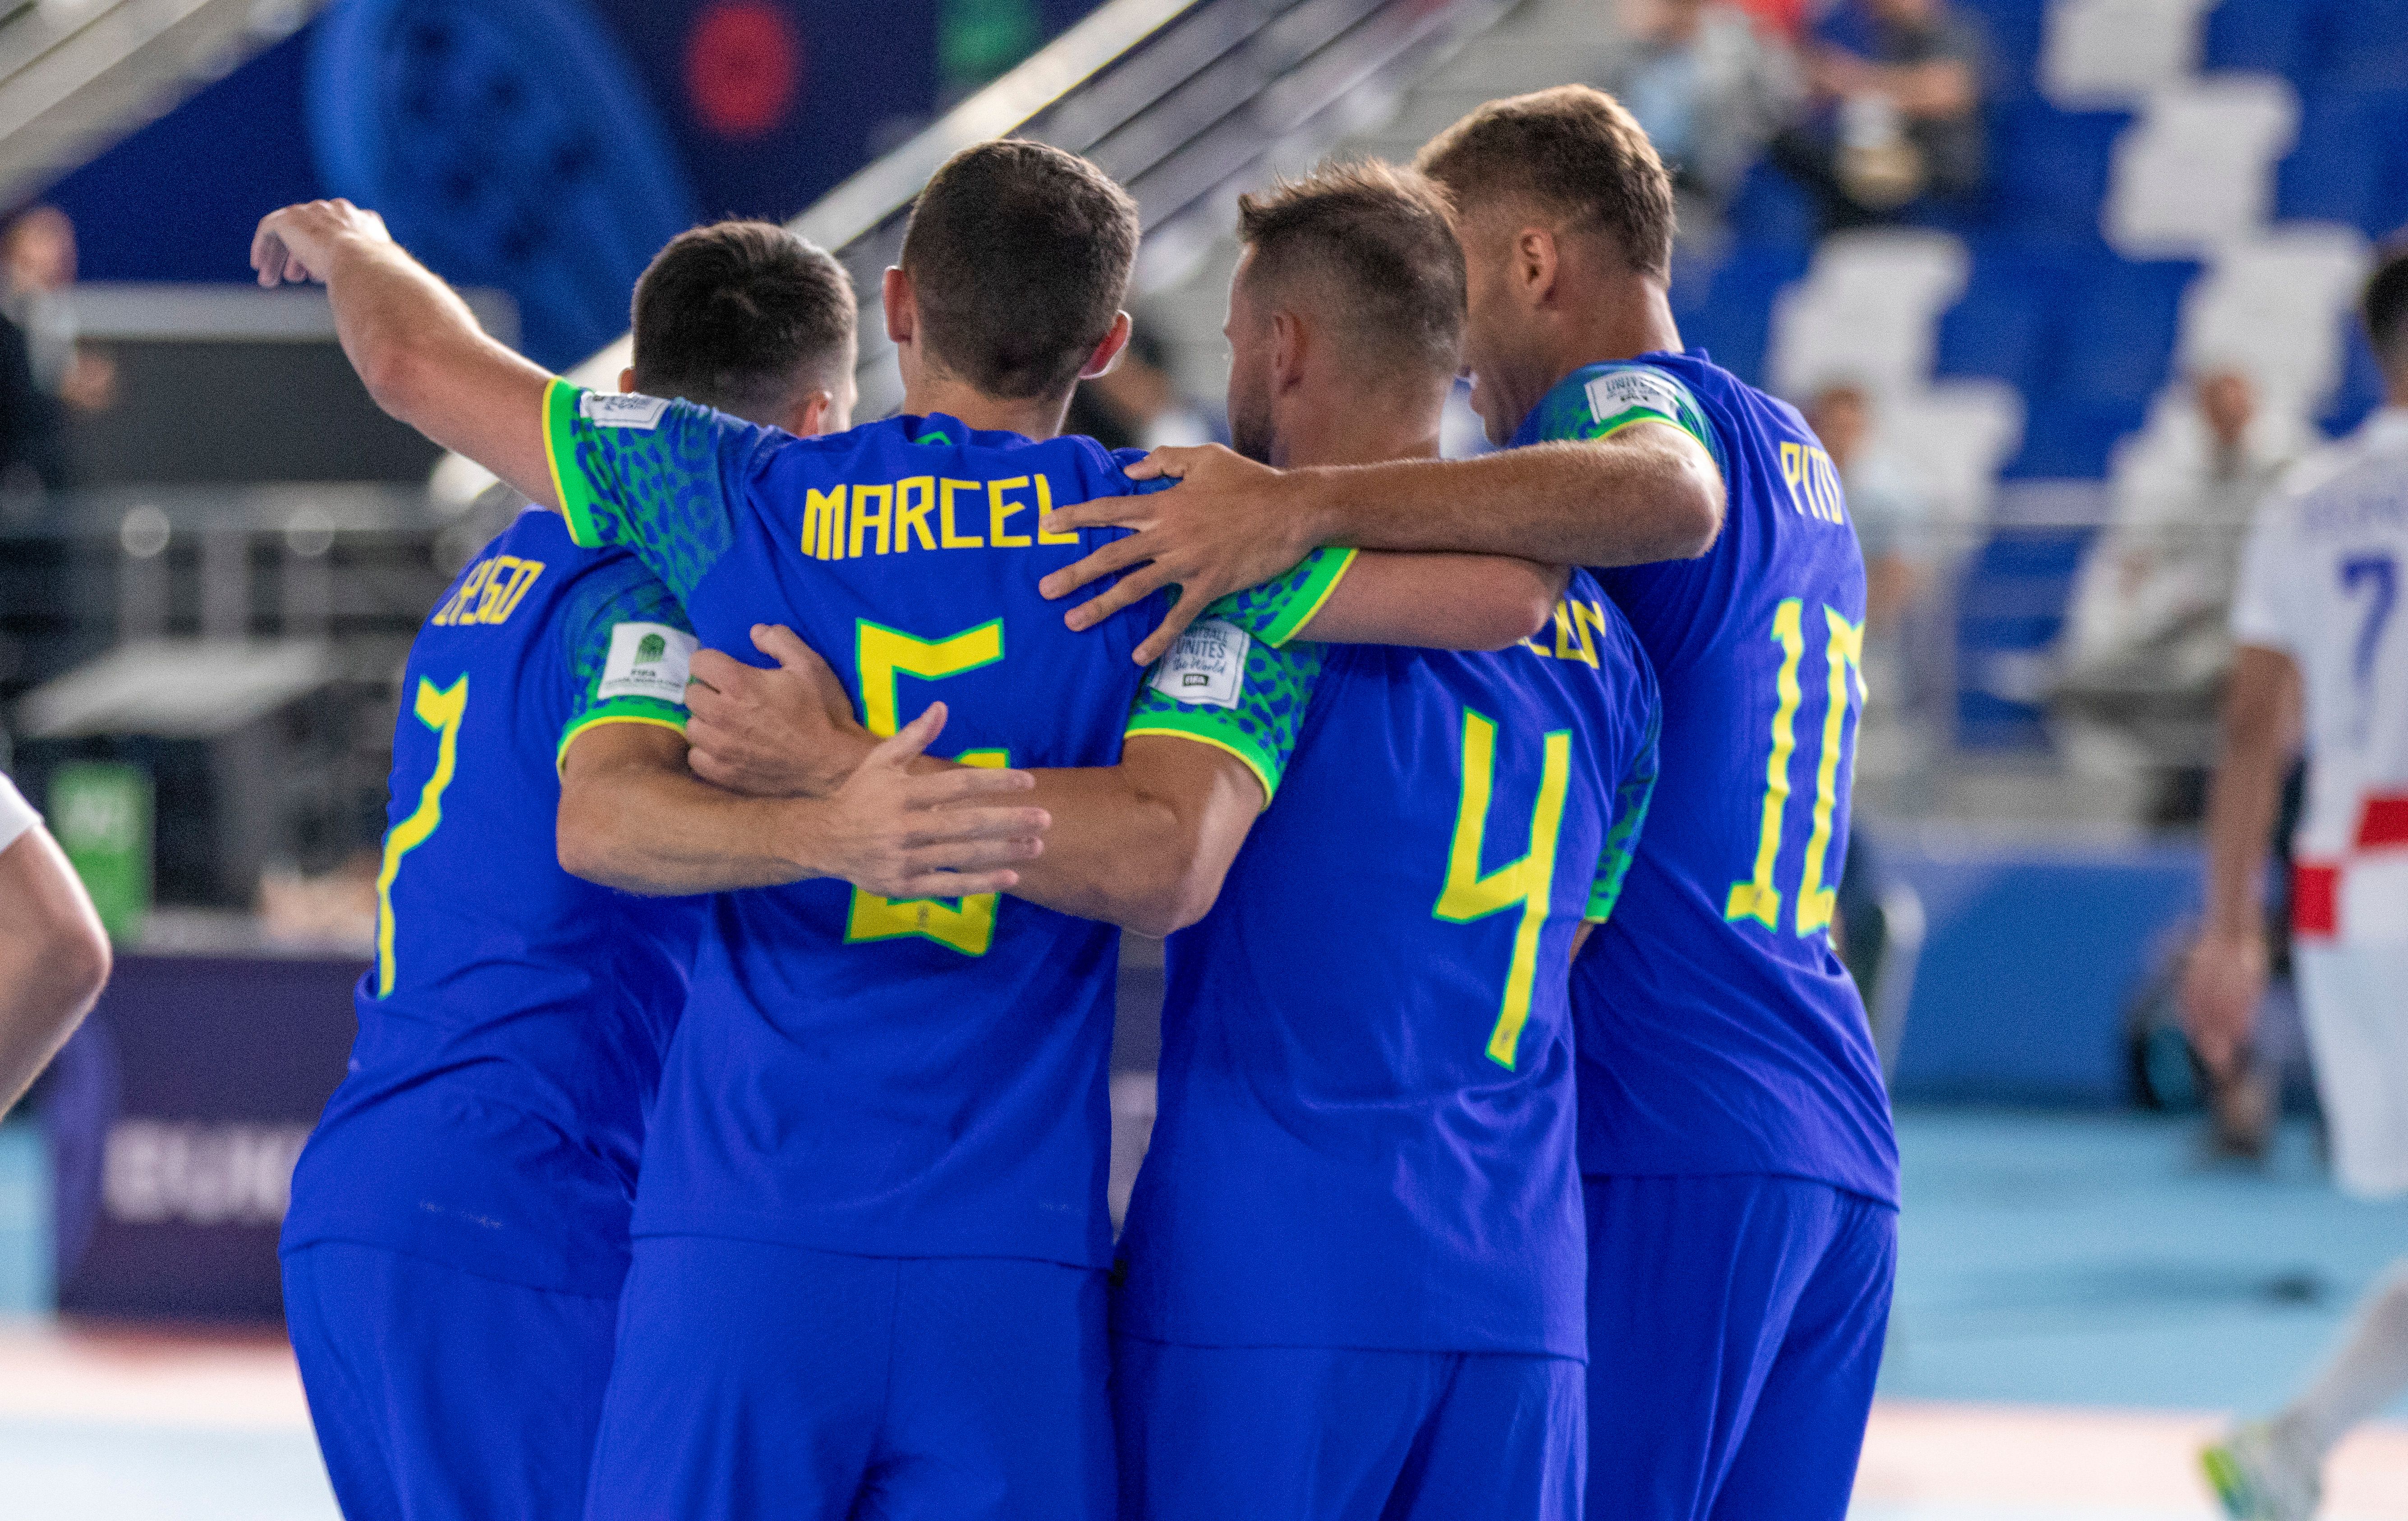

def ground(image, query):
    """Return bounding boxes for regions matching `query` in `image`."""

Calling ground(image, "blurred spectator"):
[1594,0,1801,241]
[2054,368,2294,827]
[1066,328,1223,453]
[1769,0,1989,230]
[1807,381,1932,634]
[0,206,113,489]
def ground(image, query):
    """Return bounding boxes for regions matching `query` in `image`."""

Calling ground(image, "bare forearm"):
[0,830,110,1118]
[1300,552,1567,649]
[325,238,557,506]
[1305,437,1722,568]
[1004,769,1201,934]
[2202,740,2288,939]
[561,766,824,895]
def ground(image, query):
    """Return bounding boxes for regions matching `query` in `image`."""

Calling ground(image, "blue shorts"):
[1112,1335,1582,1521]
[1584,1174,1896,1521]
[282,1241,618,1521]
[584,1235,1113,1521]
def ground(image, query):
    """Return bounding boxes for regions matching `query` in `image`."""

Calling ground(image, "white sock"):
[2279,1256,2408,1461]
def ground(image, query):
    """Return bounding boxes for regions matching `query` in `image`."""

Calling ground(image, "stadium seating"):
[2275,87,2408,234]
[2104,76,2297,255]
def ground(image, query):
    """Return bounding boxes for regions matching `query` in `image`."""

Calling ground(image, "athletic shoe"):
[2202,1420,2320,1520]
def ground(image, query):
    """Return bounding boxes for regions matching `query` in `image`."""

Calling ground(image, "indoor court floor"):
[1,1108,2404,1520]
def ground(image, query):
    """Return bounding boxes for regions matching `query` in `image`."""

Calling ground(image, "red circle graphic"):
[685,2,802,141]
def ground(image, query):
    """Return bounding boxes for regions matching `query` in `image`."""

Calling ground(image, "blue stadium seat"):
[2201,0,2318,78]
[1673,244,1806,388]
[1954,0,2046,101]
[2277,89,2404,234]
[1953,527,2095,749]
[2001,397,2152,479]
[1935,245,2076,395]
[1725,158,1818,250]
[2047,258,2200,409]
[2309,0,2408,89]
[2321,321,2388,438]
[1984,103,2129,245]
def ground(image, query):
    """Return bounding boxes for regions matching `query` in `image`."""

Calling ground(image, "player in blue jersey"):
[674,161,1658,1521]
[271,220,1048,1521]
[1043,87,1897,1521]
[253,145,1444,1521]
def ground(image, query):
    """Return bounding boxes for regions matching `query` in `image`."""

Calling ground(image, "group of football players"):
[257,83,1897,1521]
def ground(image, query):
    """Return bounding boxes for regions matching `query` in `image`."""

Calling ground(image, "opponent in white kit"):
[2187,243,2408,1520]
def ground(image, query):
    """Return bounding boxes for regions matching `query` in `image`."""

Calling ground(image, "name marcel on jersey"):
[797,474,1083,561]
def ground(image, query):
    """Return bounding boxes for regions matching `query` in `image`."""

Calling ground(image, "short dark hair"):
[1236,161,1464,379]
[1414,85,1677,282]
[632,221,855,415]
[2368,242,2408,376]
[900,140,1140,400]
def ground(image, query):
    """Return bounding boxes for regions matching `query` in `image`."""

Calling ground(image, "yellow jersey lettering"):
[435,558,495,625]
[894,476,937,552]
[850,483,893,557]
[988,477,1033,547]
[803,485,847,559]
[1034,474,1077,546]
[1551,599,1599,667]
[939,479,983,548]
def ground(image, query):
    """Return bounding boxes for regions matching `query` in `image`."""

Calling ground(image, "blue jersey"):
[544,384,1324,1269]
[1516,353,1898,1204]
[282,508,706,1296]
[1114,568,1661,1359]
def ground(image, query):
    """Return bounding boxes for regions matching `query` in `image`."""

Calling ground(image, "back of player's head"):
[2367,242,2408,381]
[1414,85,1676,283]
[900,140,1140,402]
[632,221,856,417]
[1235,161,1465,381]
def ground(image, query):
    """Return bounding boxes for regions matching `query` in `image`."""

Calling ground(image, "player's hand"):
[687,625,865,798]
[806,702,1048,899]
[1037,444,1323,666]
[2180,924,2269,1079]
[251,199,392,289]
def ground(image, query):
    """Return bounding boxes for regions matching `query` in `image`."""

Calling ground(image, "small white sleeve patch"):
[1585,368,1687,427]
[1147,618,1250,710]
[580,392,671,431]
[598,622,699,705]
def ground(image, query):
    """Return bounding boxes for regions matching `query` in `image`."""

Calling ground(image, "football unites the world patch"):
[1149,618,1252,710]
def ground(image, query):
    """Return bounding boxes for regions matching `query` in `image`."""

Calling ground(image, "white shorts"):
[2297,941,2408,1199]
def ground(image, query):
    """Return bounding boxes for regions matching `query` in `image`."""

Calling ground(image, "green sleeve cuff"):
[1202,546,1360,648]
[556,694,688,771]
[544,380,607,548]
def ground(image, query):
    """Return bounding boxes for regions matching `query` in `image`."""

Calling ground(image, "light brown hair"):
[1415,85,1677,282]
[1235,161,1465,378]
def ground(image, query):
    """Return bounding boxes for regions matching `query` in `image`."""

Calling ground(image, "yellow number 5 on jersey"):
[374,675,469,997]
[845,619,1009,957]
[1435,708,1572,1070]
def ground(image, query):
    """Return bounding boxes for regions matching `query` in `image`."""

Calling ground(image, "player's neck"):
[901,373,1072,442]
[1539,274,1683,395]
[1272,396,1441,469]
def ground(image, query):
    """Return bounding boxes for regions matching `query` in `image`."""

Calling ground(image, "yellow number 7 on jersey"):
[1434,709,1572,1070]
[374,674,469,997]
[844,619,1010,957]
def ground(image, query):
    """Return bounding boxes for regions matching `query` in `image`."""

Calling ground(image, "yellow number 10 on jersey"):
[1726,597,1864,937]
[845,618,1009,957]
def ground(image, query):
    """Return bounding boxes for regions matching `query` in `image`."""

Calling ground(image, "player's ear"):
[618,366,637,395]
[1077,311,1133,381]
[785,388,836,438]
[882,267,915,346]
[1270,310,1307,394]
[1515,227,1559,309]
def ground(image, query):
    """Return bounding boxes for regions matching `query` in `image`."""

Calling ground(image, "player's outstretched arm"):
[1037,427,1721,664]
[1287,552,1569,650]
[557,710,1049,899]
[0,815,110,1120]
[251,200,558,509]
[2181,644,2303,1076]
[685,628,1260,936]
